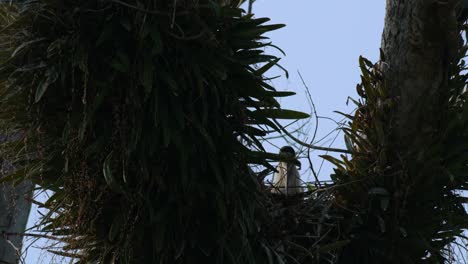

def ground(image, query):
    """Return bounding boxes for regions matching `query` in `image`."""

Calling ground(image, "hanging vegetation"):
[0,1,311,263]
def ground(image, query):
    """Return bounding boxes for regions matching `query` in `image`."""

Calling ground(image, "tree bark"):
[0,135,32,264]
[377,0,460,261]
[381,0,460,149]
[0,181,32,264]
[338,1,463,263]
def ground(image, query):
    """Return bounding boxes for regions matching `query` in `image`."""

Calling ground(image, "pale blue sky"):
[23,1,386,263]
[254,0,385,181]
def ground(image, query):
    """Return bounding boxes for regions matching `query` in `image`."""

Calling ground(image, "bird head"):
[279,146,301,169]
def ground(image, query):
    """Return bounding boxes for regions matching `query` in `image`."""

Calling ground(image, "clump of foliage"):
[328,40,468,263]
[0,1,310,263]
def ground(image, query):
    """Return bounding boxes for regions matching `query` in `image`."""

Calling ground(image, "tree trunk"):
[0,134,32,264]
[338,1,464,263]
[379,0,461,261]
[0,181,32,264]
[381,0,460,148]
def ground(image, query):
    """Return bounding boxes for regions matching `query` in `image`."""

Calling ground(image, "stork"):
[271,146,302,196]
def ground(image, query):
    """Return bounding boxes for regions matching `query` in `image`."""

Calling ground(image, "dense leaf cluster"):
[0,1,308,263]
[329,47,468,262]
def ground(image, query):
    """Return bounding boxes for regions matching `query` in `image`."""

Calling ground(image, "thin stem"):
[248,0,254,14]
[273,120,354,154]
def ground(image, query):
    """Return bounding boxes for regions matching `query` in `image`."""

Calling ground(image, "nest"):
[262,186,343,263]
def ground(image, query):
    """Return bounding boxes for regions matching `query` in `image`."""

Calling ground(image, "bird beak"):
[294,160,301,170]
